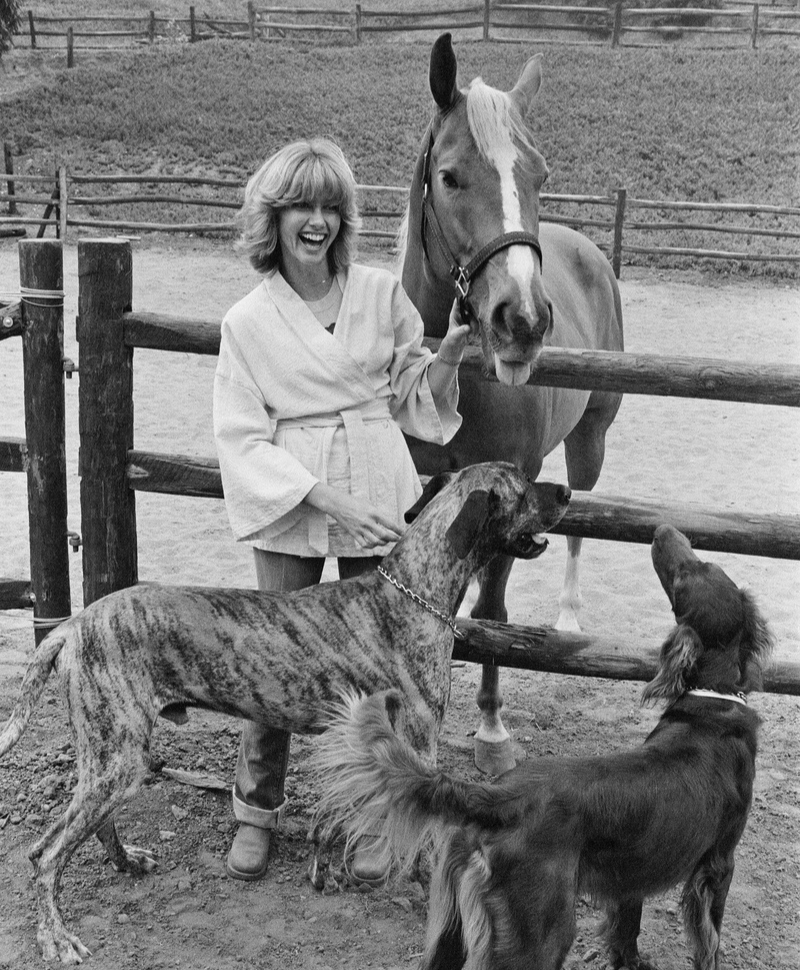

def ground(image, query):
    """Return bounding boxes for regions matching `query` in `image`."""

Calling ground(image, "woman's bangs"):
[289,158,346,210]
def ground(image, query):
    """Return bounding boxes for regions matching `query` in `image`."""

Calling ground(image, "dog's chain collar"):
[377,566,466,641]
[687,688,748,706]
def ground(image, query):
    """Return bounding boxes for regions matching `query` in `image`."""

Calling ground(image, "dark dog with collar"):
[314,525,774,970]
[0,462,569,964]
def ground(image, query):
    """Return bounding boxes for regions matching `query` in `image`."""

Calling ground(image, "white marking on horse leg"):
[555,535,583,632]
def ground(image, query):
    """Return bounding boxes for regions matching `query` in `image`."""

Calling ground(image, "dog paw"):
[113,844,158,874]
[39,927,91,964]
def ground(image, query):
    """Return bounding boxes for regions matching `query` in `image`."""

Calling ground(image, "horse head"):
[404,33,553,387]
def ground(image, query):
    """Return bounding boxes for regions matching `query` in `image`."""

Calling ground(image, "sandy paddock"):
[0,238,798,968]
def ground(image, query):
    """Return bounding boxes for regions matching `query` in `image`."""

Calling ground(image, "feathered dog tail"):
[312,690,522,873]
[0,630,65,758]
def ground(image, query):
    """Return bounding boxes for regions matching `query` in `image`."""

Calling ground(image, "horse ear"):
[446,489,491,559]
[430,32,458,110]
[509,54,543,116]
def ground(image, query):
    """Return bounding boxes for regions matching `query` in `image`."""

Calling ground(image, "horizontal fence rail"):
[15,1,800,51]
[69,238,799,697]
[2,160,797,274]
[451,618,800,694]
[121,310,800,407]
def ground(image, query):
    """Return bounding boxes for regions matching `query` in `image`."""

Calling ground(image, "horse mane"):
[393,207,410,277]
[465,79,537,162]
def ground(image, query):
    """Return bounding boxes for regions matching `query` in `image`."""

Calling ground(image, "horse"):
[400,34,624,774]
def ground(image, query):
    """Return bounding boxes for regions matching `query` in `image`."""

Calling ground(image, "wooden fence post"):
[355,3,362,43]
[28,10,36,48]
[18,240,72,643]
[248,1,256,40]
[611,1,623,47]
[483,0,491,40]
[3,142,17,216]
[58,166,68,241]
[149,10,156,43]
[751,3,759,47]
[66,26,74,68]
[78,239,138,606]
[189,5,196,42]
[612,187,626,279]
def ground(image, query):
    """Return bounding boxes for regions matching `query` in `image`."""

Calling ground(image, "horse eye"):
[440,171,459,190]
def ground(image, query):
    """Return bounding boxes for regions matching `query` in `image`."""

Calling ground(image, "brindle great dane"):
[0,461,569,964]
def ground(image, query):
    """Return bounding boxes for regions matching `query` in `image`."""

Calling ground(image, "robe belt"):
[275,400,391,556]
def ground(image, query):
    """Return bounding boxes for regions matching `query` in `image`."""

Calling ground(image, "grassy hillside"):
[1,38,798,270]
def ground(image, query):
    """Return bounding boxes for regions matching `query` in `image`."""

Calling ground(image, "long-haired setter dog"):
[314,524,773,970]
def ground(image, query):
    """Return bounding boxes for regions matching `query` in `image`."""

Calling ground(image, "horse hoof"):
[474,737,516,776]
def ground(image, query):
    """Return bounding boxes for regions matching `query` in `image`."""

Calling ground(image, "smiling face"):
[277,201,342,279]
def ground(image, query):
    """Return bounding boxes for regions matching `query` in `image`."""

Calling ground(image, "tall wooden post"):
[77,240,138,606]
[3,142,16,215]
[66,26,74,68]
[189,5,196,42]
[19,240,72,643]
[355,3,362,43]
[751,4,759,48]
[611,1,623,47]
[248,1,256,40]
[58,166,68,241]
[612,187,627,280]
[149,10,156,43]
[483,0,491,40]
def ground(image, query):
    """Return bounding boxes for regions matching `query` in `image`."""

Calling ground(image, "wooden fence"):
[2,159,798,276]
[18,1,800,52]
[69,237,800,693]
[0,241,73,642]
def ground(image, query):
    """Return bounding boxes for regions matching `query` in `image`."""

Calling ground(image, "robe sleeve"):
[386,278,462,444]
[213,318,319,541]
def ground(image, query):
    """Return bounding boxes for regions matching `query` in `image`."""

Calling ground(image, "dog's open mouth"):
[513,533,549,558]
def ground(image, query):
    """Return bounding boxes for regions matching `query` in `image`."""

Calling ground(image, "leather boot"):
[226,823,271,881]
[348,834,391,887]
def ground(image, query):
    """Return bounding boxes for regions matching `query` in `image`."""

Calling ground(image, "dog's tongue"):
[494,357,532,387]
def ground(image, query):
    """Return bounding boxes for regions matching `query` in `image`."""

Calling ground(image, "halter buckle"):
[452,267,470,301]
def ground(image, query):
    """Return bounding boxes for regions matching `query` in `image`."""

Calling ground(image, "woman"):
[213,137,469,883]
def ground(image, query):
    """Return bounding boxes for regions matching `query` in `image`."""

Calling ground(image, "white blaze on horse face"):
[483,100,537,320]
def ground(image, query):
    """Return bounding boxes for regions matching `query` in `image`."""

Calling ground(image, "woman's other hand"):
[304,483,404,549]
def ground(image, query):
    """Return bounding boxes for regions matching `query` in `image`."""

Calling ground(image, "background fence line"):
[1,156,798,275]
[15,1,800,53]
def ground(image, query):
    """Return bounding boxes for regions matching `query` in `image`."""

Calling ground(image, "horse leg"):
[558,396,620,632]
[471,554,517,775]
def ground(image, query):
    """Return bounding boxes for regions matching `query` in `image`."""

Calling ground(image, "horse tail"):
[0,629,66,758]
[312,690,523,871]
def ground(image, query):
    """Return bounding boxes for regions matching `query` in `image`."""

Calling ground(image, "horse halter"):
[420,129,543,329]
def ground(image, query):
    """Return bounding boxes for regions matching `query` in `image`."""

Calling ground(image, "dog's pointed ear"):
[405,472,453,523]
[736,589,775,692]
[642,624,703,704]
[446,489,491,560]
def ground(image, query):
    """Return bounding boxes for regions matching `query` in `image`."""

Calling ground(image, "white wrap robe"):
[213,264,462,557]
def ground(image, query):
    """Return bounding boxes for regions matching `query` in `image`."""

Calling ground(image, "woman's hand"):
[303,483,404,549]
[438,300,471,367]
[428,300,471,397]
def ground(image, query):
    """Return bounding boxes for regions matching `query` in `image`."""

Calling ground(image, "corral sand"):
[1,239,798,968]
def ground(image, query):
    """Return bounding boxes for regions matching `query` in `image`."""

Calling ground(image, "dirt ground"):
[1,238,798,969]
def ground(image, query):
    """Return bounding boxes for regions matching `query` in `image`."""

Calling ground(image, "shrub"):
[0,0,21,59]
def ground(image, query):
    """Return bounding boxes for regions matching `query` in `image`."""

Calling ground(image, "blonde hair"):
[237,138,361,274]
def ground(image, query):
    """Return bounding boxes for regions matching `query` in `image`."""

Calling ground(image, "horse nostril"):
[558,485,571,504]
